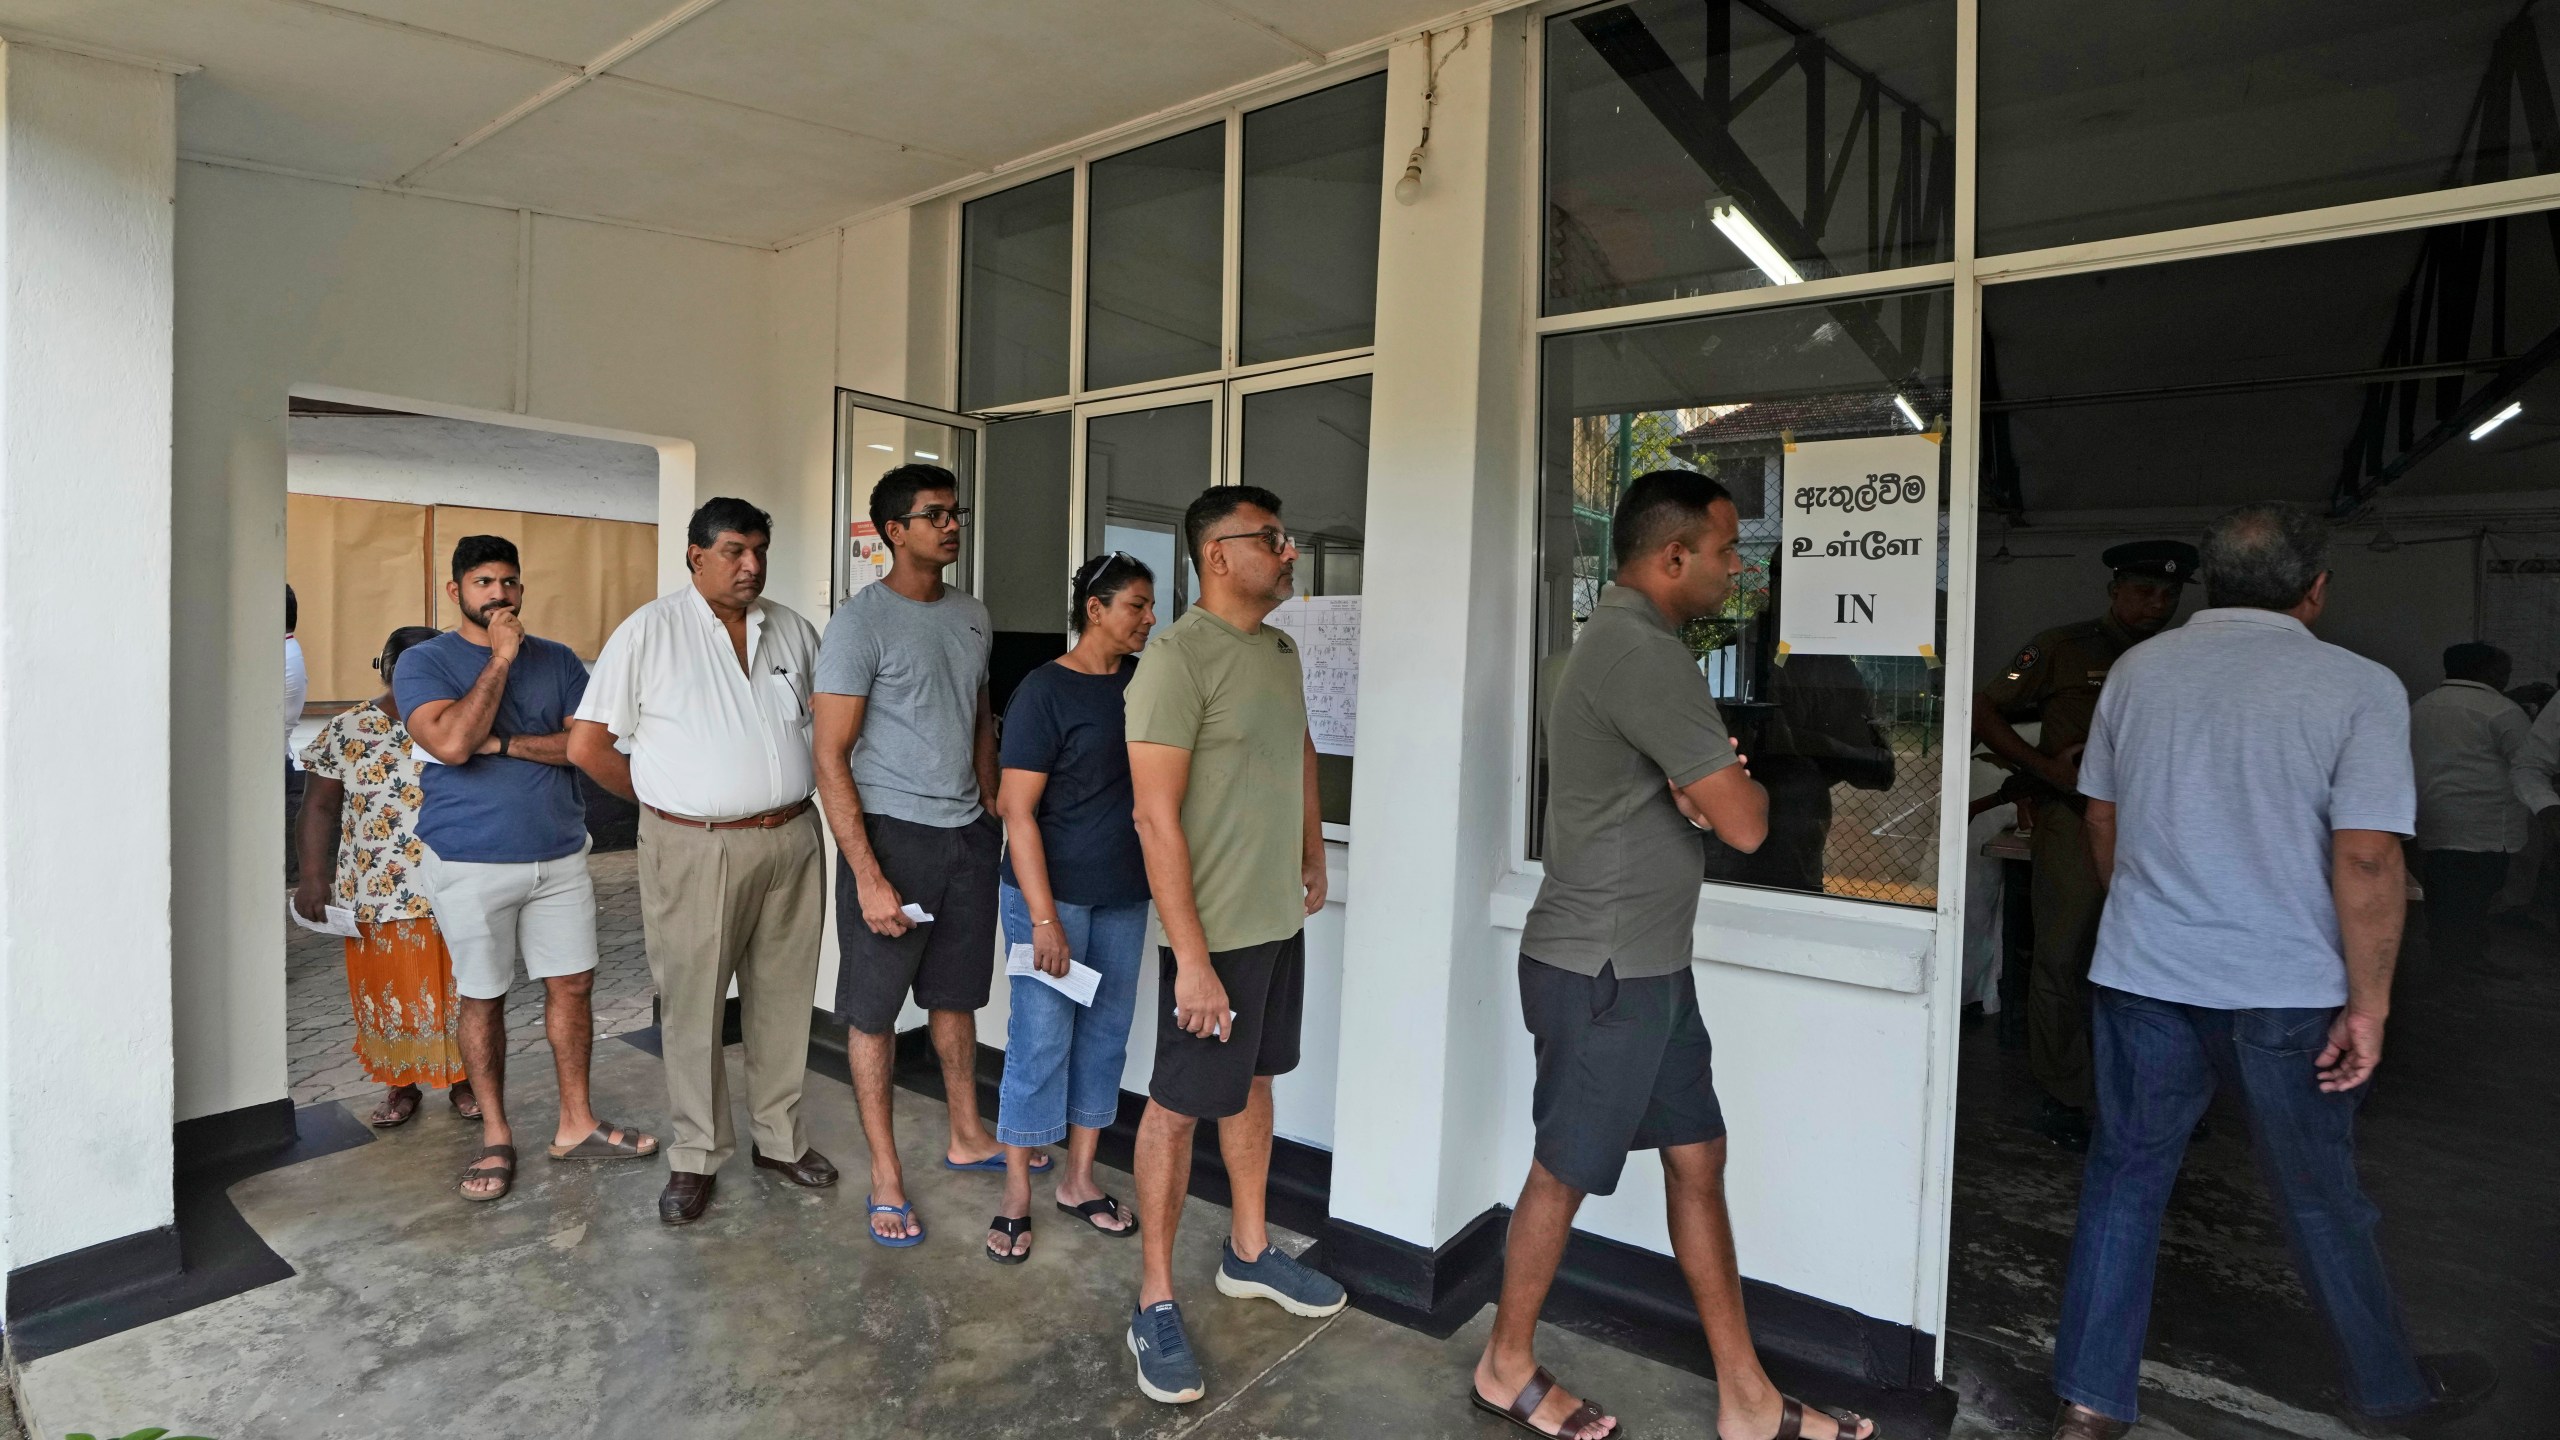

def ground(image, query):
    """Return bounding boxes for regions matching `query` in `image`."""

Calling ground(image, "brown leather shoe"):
[2051,1402,2131,1440]
[752,1146,839,1189]
[659,1170,715,1225]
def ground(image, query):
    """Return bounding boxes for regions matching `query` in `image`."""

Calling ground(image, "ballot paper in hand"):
[902,903,934,924]
[1006,943,1102,1007]
[290,903,361,939]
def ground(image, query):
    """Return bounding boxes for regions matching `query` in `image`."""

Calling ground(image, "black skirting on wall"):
[4,1225,181,1328]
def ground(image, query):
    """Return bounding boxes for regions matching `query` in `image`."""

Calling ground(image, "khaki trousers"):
[638,807,824,1176]
[2028,798,2104,1111]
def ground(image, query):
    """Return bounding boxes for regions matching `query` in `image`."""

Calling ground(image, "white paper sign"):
[1007,942,1102,1007]
[1776,434,1942,658]
[1261,594,1360,757]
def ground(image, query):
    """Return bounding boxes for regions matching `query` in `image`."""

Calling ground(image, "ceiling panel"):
[313,0,689,66]
[0,0,567,180]
[427,76,972,243]
[612,0,1311,169]
[1209,0,1465,57]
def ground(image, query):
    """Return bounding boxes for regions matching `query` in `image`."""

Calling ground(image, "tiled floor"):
[286,847,655,1107]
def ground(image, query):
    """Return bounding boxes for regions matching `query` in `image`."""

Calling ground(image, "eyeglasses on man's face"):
[890,505,970,530]
[1206,526,1297,557]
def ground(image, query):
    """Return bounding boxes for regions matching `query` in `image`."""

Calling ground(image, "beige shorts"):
[419,838,600,1000]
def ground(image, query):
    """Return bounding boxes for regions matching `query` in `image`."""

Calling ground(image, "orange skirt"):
[341,918,468,1089]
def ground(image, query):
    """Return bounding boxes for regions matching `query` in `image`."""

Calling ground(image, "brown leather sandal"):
[1768,1397,1873,1440]
[367,1086,421,1129]
[547,1120,658,1161]
[1470,1367,1619,1439]
[447,1081,480,1120]
[458,1143,516,1203]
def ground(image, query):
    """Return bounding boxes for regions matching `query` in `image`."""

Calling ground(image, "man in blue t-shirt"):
[397,535,657,1204]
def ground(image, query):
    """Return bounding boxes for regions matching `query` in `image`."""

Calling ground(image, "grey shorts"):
[1519,954,1726,1196]
[833,812,1002,1034]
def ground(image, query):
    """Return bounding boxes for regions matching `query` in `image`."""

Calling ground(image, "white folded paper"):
[902,902,934,923]
[1007,942,1101,1007]
[290,903,361,938]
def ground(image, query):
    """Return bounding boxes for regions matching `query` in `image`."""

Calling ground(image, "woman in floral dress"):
[293,625,472,1127]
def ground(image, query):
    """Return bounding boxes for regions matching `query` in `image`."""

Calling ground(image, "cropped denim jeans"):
[993,884,1148,1148]
[2053,986,2428,1423]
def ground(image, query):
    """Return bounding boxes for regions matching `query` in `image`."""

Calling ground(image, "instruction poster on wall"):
[845,519,892,597]
[1776,433,1941,658]
[1262,594,1360,756]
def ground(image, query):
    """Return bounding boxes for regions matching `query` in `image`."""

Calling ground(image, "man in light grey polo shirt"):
[1471,471,1873,1440]
[2048,504,2494,1440]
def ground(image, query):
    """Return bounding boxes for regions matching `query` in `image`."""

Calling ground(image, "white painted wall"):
[288,412,659,522]
[173,161,830,1125]
[0,42,177,1275]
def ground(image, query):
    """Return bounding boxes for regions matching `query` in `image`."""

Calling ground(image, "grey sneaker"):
[1127,1300,1206,1404]
[1214,1239,1347,1317]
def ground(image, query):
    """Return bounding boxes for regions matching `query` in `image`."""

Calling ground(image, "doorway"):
[1949,215,2560,1434]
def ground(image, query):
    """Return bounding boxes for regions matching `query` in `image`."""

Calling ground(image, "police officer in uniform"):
[1975,540,2198,1150]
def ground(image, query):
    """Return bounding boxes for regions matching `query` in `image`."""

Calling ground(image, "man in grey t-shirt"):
[1473,471,1873,1440]
[813,463,1006,1247]
[2048,505,2492,1440]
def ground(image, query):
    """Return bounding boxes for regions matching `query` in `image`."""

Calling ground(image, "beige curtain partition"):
[429,506,660,661]
[285,494,431,704]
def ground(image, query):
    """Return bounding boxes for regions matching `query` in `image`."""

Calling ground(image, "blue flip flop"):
[866,1196,925,1248]
[942,1151,1052,1174]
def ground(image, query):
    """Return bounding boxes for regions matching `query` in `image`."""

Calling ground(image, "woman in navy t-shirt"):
[985,552,1157,1263]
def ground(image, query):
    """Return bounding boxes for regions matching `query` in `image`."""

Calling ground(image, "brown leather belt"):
[645,798,812,832]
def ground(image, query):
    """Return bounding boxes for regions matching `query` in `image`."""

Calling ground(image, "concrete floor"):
[287,848,654,1107]
[19,1042,1745,1440]
[1943,917,2555,1440]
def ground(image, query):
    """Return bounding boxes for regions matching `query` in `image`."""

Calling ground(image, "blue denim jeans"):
[994,884,1148,1148]
[2054,986,2429,1422]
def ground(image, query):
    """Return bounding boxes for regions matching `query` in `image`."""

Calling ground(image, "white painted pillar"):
[0,41,178,1289]
[1330,15,1531,1253]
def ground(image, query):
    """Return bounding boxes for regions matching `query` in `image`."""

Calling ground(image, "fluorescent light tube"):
[2469,401,2523,441]
[1893,393,1925,432]
[867,443,894,452]
[914,451,940,460]
[1711,205,1803,286]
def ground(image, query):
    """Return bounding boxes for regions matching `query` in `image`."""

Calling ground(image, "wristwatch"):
[497,734,512,758]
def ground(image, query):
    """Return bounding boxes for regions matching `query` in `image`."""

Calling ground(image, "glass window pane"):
[1536,290,1952,908]
[1087,125,1225,390]
[1542,0,1954,317]
[981,411,1073,715]
[840,404,973,602]
[1982,3,2560,255]
[960,173,1073,410]
[1242,75,1388,364]
[1241,376,1372,826]
[1087,401,1215,617]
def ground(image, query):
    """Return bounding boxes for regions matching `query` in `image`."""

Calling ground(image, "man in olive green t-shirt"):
[1120,485,1343,1408]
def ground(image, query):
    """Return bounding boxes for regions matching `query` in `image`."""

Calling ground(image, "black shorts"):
[1148,932,1305,1120]
[1519,954,1726,1196]
[833,813,1001,1035]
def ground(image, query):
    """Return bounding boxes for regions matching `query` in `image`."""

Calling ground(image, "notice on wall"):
[1776,434,1942,659]
[1262,594,1361,757]
[845,519,892,597]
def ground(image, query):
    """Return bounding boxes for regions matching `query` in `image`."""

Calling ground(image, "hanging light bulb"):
[1394,154,1424,205]
[1392,25,1470,206]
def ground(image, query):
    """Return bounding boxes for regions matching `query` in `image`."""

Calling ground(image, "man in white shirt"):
[2407,642,2532,966]
[569,498,834,1226]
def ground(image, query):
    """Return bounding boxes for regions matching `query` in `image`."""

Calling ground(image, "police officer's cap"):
[2103,539,2200,585]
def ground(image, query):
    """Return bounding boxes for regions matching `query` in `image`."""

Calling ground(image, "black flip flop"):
[1056,1193,1138,1237]
[1469,1367,1621,1440]
[985,1214,1032,1265]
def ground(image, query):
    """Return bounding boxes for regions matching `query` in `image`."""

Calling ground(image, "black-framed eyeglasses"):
[889,505,971,529]
[1205,526,1296,556]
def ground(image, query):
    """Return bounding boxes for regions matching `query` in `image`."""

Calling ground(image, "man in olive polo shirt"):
[1122,484,1344,1408]
[1470,471,1874,1440]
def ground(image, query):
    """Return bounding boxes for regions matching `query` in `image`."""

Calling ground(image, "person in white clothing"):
[2407,642,2533,966]
[569,497,833,1227]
